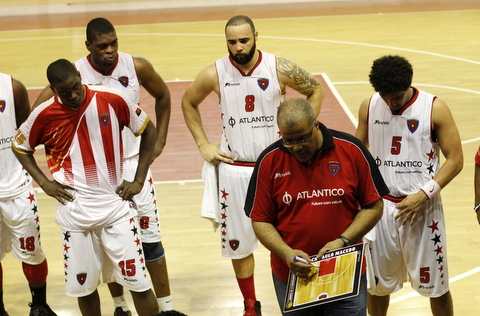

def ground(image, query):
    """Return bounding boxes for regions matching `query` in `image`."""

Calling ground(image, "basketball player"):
[355,55,463,316]
[181,15,324,316]
[13,59,159,316]
[245,98,387,315]
[474,146,480,223]
[33,17,172,315]
[0,73,56,316]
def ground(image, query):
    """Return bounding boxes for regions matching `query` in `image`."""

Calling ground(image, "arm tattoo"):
[277,57,319,96]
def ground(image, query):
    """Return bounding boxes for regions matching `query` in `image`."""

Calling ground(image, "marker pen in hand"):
[293,256,319,268]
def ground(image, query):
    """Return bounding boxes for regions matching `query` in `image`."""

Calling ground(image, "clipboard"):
[283,243,364,313]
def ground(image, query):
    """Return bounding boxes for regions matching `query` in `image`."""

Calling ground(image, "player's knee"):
[143,241,165,263]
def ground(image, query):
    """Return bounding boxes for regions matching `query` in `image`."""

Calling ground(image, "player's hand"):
[41,180,75,205]
[317,238,344,259]
[287,250,314,279]
[394,191,428,226]
[199,142,234,164]
[116,180,143,201]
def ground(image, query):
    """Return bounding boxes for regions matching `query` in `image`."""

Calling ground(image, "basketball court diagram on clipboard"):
[284,243,364,313]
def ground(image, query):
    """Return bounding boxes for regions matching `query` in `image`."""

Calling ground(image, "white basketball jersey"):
[75,52,141,158]
[216,51,284,162]
[367,88,439,197]
[0,73,31,199]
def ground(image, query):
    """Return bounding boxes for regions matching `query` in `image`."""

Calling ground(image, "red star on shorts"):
[434,245,443,255]
[35,216,40,223]
[426,149,435,162]
[63,243,70,252]
[428,220,439,233]
[220,189,229,200]
[27,193,35,203]
[130,218,135,224]
[135,237,141,246]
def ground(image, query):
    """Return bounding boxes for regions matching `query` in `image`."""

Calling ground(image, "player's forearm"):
[182,102,211,148]
[154,98,171,150]
[432,157,463,189]
[135,121,157,185]
[12,148,51,189]
[306,83,324,118]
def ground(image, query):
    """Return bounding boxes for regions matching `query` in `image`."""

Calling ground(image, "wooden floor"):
[1,1,480,315]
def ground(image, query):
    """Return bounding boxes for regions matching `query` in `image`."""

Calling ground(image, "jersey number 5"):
[391,136,403,155]
[245,95,255,112]
[420,267,430,284]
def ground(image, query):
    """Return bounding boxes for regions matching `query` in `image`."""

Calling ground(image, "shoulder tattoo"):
[277,57,319,96]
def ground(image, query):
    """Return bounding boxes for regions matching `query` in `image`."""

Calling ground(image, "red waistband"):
[231,161,256,167]
[383,195,406,203]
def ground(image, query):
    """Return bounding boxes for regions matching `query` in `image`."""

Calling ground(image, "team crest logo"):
[77,273,87,285]
[229,239,240,251]
[99,114,110,127]
[135,107,142,116]
[328,163,340,176]
[257,78,269,91]
[0,100,5,113]
[118,76,129,87]
[407,119,419,133]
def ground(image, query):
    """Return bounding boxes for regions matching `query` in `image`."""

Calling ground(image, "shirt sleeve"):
[13,103,48,154]
[107,88,150,136]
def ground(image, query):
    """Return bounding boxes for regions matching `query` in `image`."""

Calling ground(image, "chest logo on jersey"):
[328,162,340,176]
[0,100,5,113]
[257,78,269,91]
[407,119,419,133]
[99,114,110,127]
[118,76,129,88]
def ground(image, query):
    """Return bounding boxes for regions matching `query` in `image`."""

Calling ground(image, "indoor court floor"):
[1,0,480,315]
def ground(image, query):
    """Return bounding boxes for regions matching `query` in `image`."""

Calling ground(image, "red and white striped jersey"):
[75,52,141,159]
[13,85,150,228]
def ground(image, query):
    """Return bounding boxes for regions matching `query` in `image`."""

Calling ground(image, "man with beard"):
[181,15,324,316]
[33,18,172,316]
